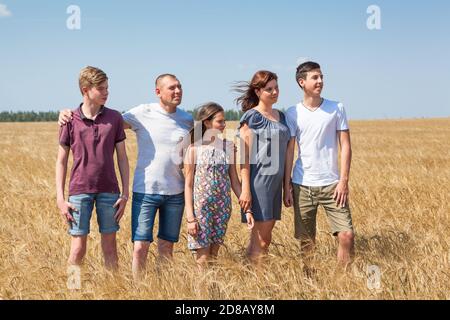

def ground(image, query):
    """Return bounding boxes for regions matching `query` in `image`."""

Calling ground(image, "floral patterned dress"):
[187,140,233,250]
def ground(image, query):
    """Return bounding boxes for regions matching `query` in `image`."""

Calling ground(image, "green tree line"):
[0,111,59,122]
[187,109,244,121]
[0,109,245,122]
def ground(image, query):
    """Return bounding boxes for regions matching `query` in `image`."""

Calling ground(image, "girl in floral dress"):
[184,102,253,268]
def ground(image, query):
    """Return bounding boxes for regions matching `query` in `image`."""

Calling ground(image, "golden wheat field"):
[0,118,449,300]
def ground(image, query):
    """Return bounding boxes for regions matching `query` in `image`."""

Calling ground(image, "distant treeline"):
[0,111,59,122]
[0,109,245,122]
[189,109,244,121]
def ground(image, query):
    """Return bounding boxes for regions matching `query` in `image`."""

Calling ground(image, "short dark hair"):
[155,73,178,88]
[295,61,321,89]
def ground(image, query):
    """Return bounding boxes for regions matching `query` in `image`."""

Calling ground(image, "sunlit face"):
[205,111,226,133]
[256,79,279,105]
[83,80,109,106]
[156,76,183,107]
[299,69,323,96]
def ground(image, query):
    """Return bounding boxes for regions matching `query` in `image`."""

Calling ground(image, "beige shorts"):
[293,183,354,239]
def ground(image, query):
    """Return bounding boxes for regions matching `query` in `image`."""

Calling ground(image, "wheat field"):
[0,118,449,300]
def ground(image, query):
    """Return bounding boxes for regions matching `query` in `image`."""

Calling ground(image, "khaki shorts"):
[293,183,354,239]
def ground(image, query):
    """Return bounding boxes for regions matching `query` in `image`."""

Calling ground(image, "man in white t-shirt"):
[59,74,194,277]
[284,61,354,271]
[122,74,193,277]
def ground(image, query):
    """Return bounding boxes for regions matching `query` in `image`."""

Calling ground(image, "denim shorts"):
[131,192,185,243]
[68,193,120,236]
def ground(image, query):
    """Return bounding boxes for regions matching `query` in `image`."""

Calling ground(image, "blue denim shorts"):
[131,192,185,243]
[68,193,120,236]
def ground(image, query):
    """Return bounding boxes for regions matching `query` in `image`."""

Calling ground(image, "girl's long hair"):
[189,102,224,145]
[233,70,278,112]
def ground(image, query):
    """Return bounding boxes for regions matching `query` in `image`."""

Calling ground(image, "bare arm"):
[55,145,76,224]
[184,146,198,236]
[229,143,242,198]
[239,124,252,213]
[112,141,130,222]
[283,137,296,207]
[334,130,352,207]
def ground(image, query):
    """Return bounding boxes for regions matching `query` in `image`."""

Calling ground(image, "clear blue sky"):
[0,0,449,119]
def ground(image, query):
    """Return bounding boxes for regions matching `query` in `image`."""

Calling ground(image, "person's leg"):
[157,239,174,261]
[319,183,355,268]
[132,241,151,278]
[195,247,210,271]
[67,194,94,265]
[336,231,355,267]
[100,233,118,270]
[209,244,220,259]
[96,193,121,270]
[247,220,276,265]
[157,192,185,261]
[68,235,88,265]
[131,193,159,278]
[293,184,319,275]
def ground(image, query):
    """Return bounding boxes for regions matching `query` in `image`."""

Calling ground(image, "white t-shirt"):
[122,103,194,195]
[285,99,349,187]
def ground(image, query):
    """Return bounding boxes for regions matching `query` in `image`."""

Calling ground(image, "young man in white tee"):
[284,61,354,271]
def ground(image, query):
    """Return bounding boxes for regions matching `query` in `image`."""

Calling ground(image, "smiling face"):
[204,111,226,133]
[83,80,109,106]
[298,68,323,97]
[256,79,279,105]
[156,76,182,108]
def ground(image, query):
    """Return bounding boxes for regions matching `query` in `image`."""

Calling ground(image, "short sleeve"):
[336,102,349,131]
[285,108,299,137]
[59,123,71,147]
[236,110,250,138]
[114,112,126,143]
[237,110,253,130]
[122,106,141,131]
[236,109,263,138]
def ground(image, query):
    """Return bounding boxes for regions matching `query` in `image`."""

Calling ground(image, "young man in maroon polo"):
[56,66,130,270]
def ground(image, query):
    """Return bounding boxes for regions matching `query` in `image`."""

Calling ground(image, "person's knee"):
[209,245,220,257]
[158,239,174,255]
[102,234,117,251]
[300,237,315,250]
[338,231,355,246]
[102,243,117,258]
[258,237,271,251]
[70,244,86,260]
[133,242,150,259]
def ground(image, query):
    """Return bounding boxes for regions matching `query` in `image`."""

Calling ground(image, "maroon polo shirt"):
[59,104,126,196]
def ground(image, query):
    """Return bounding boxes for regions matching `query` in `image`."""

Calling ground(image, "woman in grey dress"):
[234,70,291,264]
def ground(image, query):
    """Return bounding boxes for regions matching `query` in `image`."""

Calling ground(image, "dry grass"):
[0,118,449,300]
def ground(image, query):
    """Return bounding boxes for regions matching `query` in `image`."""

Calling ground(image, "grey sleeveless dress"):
[237,109,291,222]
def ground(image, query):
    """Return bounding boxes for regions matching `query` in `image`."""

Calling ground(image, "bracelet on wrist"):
[187,218,197,223]
[119,194,129,201]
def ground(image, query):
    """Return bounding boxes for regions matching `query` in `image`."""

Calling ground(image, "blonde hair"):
[78,66,108,95]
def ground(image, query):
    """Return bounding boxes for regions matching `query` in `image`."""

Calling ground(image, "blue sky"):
[0,0,449,119]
